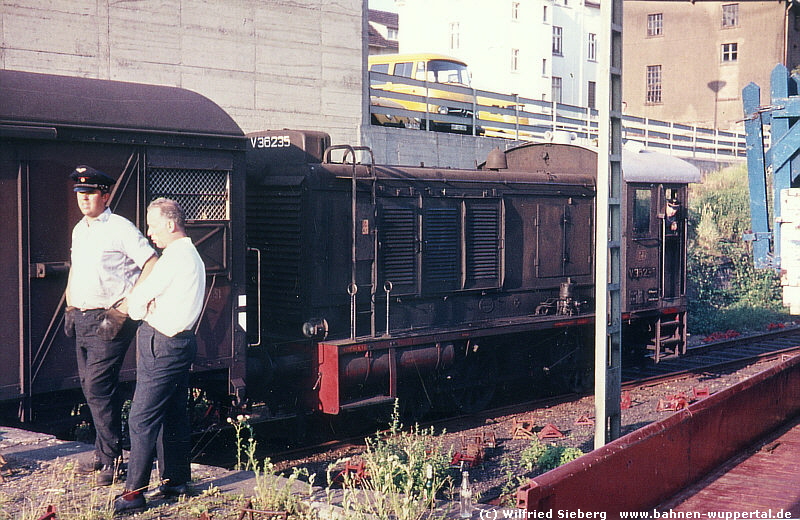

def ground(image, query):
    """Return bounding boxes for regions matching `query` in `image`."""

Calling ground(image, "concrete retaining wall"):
[360,125,529,169]
[0,0,365,146]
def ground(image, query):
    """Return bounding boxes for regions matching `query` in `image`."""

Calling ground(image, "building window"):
[646,65,662,104]
[552,76,562,104]
[587,81,596,109]
[553,26,563,56]
[512,1,520,20]
[587,33,597,61]
[647,13,663,37]
[722,4,739,27]
[387,28,398,40]
[721,42,738,62]
[449,22,460,50]
[511,49,519,72]
[543,5,548,22]
[542,58,547,76]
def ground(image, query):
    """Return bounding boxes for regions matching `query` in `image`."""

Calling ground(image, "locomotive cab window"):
[633,188,653,235]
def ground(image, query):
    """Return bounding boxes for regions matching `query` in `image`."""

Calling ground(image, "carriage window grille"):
[147,168,230,220]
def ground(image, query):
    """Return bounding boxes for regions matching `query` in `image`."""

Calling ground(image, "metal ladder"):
[648,311,687,363]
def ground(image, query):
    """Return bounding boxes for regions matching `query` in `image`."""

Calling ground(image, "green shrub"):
[687,164,788,335]
[536,445,583,472]
[498,438,583,506]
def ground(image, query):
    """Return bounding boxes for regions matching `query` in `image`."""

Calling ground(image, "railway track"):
[622,325,800,385]
[251,326,800,471]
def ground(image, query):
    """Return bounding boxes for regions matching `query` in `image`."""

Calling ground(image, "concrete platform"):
[659,415,800,516]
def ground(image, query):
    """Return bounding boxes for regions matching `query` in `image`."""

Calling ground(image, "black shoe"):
[95,464,121,486]
[75,458,103,475]
[156,482,189,497]
[113,491,146,514]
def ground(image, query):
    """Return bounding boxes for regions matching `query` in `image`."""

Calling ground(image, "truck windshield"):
[417,60,470,86]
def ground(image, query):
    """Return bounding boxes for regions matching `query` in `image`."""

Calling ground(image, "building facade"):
[622,0,800,131]
[395,0,601,108]
[0,0,367,145]
[369,9,400,54]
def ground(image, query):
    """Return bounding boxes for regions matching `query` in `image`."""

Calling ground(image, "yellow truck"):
[368,53,481,134]
[368,53,528,137]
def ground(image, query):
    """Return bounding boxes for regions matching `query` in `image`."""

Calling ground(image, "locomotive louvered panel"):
[379,206,417,293]
[147,168,229,220]
[423,206,460,291]
[247,189,303,322]
[466,203,501,288]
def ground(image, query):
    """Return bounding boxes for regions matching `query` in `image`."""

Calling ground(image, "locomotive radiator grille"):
[423,206,460,288]
[466,204,500,286]
[380,207,417,289]
[247,188,303,324]
[147,168,230,221]
[379,200,502,294]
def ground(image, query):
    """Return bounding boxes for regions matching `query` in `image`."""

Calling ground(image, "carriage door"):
[8,143,144,421]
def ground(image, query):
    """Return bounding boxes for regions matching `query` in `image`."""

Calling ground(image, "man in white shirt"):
[114,198,206,514]
[66,165,156,486]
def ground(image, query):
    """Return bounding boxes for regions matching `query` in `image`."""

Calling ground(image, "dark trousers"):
[74,310,133,466]
[126,322,196,492]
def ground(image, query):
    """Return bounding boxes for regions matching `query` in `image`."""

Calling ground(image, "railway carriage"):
[0,69,248,423]
[0,69,699,430]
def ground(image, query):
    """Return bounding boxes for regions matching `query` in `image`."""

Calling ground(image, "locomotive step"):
[646,338,683,350]
[659,320,682,328]
[339,395,397,411]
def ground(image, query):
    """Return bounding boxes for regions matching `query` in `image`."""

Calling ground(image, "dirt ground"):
[279,355,787,506]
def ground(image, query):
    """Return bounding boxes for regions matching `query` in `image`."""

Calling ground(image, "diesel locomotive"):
[0,69,699,429]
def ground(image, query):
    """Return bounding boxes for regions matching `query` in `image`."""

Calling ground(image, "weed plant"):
[228,414,258,471]
[229,414,319,518]
[331,400,455,520]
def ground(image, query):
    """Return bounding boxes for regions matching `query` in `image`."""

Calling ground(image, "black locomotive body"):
[0,70,698,429]
[244,130,698,417]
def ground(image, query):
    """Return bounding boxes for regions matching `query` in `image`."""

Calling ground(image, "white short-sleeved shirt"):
[126,237,206,338]
[69,208,156,310]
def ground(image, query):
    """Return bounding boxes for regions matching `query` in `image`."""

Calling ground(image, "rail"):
[369,71,750,161]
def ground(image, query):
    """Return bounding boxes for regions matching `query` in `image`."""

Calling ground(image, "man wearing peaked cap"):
[65,165,157,487]
[70,165,117,192]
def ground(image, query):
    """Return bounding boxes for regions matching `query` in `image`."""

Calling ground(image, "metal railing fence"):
[369,71,750,161]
